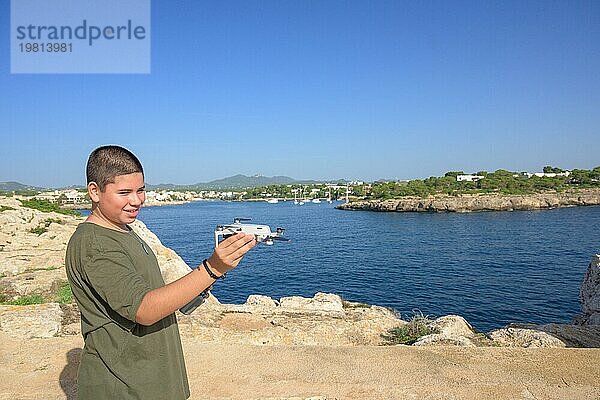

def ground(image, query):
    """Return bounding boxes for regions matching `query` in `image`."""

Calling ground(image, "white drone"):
[214,218,289,246]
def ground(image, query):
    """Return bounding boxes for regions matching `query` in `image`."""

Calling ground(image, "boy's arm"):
[135,233,256,326]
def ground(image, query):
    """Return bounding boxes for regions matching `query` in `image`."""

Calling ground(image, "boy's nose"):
[129,193,143,206]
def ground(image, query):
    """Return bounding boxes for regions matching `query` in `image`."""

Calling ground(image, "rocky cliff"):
[1,195,599,349]
[576,254,600,325]
[337,189,600,213]
[0,196,190,300]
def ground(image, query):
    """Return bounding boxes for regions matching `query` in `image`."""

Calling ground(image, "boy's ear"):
[88,182,101,203]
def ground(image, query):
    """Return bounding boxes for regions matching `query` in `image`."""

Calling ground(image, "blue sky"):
[1,0,598,188]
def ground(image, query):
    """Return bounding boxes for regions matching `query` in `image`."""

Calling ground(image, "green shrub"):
[57,282,73,304]
[342,300,371,309]
[24,266,58,272]
[29,218,64,236]
[19,198,80,216]
[29,226,47,235]
[381,313,439,345]
[0,205,16,212]
[1,294,46,305]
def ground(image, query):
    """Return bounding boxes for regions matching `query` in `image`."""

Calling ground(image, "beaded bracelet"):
[203,259,225,280]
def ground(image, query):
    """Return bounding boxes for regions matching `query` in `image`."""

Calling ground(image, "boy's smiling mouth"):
[124,208,139,217]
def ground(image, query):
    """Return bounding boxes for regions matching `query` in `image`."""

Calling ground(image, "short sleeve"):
[82,237,152,323]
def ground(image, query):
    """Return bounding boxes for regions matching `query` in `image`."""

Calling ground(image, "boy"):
[65,145,256,399]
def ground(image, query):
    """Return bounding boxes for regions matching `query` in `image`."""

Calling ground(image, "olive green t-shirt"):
[65,222,190,400]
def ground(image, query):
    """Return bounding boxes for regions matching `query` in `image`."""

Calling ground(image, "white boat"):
[311,199,321,204]
[266,199,278,204]
[294,188,306,205]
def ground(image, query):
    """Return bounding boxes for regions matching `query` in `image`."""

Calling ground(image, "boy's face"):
[89,172,145,229]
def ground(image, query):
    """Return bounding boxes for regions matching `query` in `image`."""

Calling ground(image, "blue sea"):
[118,201,598,332]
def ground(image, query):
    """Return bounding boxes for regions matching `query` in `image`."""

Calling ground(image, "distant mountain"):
[0,181,47,192]
[203,174,297,189]
[147,175,296,190]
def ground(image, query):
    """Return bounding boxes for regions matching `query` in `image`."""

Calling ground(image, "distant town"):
[13,182,360,209]
[0,166,598,208]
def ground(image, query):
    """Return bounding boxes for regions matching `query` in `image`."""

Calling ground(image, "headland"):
[337,188,600,213]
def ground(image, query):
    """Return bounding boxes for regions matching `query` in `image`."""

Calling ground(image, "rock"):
[0,269,67,301]
[409,315,479,347]
[413,333,476,347]
[279,292,344,314]
[578,254,600,325]
[585,313,600,325]
[346,304,399,320]
[245,294,278,307]
[498,323,600,348]
[488,325,566,348]
[0,201,81,277]
[430,315,476,337]
[177,293,403,346]
[62,322,81,336]
[0,303,63,338]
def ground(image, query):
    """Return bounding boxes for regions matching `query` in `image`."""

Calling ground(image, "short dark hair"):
[86,145,144,191]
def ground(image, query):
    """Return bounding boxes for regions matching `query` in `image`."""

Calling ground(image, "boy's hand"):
[207,233,256,276]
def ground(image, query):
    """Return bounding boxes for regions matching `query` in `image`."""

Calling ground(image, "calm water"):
[124,201,598,332]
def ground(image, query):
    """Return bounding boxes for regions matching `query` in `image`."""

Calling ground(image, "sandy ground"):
[1,333,599,400]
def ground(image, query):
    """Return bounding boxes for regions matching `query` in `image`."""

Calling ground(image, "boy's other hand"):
[207,233,257,276]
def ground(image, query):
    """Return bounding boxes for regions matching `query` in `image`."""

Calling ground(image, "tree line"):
[367,166,600,200]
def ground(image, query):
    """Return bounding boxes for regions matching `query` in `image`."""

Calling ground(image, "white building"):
[35,189,87,204]
[456,175,485,182]
[63,190,87,204]
[526,171,571,178]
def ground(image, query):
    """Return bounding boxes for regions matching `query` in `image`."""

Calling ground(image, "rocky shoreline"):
[336,188,600,213]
